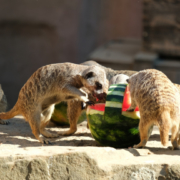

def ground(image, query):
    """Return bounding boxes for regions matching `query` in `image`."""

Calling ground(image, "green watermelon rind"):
[51,102,86,126]
[87,83,140,148]
[87,111,140,148]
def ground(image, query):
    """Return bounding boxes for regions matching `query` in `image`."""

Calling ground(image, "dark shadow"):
[0,117,97,148]
[123,145,180,157]
[143,146,180,156]
[124,148,141,156]
[147,133,171,142]
[1,117,180,157]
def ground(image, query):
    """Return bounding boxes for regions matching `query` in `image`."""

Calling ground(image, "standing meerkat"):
[61,61,136,136]
[0,62,107,144]
[59,61,180,136]
[126,69,180,150]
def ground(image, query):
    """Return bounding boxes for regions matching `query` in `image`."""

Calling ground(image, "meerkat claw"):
[0,120,9,125]
[81,102,87,110]
[168,146,180,150]
[43,139,51,145]
[86,101,95,106]
[133,144,144,149]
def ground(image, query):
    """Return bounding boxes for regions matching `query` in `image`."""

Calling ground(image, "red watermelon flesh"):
[89,86,139,112]
[122,86,139,112]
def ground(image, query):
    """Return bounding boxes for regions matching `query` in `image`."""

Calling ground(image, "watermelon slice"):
[86,83,140,148]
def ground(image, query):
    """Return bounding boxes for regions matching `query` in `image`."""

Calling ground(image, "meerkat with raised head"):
[0,63,107,144]
[126,69,180,150]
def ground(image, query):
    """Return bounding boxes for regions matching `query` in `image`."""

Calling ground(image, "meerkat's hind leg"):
[40,104,59,138]
[27,113,51,144]
[169,118,180,150]
[158,111,173,149]
[133,118,151,148]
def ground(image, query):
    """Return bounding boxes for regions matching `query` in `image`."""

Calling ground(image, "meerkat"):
[109,74,129,85]
[61,61,136,136]
[59,60,180,136]
[126,69,180,150]
[0,62,107,144]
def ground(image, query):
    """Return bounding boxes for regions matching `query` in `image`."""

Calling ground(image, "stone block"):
[154,60,180,84]
[1,116,180,179]
[134,51,158,71]
[88,38,141,70]
[143,0,180,56]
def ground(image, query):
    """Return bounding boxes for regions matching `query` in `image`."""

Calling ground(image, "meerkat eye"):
[126,79,130,83]
[85,72,93,79]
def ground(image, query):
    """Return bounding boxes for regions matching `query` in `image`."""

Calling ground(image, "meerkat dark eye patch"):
[126,79,129,83]
[85,72,93,79]
[95,82,102,90]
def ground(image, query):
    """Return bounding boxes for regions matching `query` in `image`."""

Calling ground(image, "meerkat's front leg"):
[60,100,84,136]
[65,85,93,104]
[133,117,151,148]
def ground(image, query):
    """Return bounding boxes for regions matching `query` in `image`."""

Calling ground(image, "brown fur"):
[0,63,107,144]
[61,61,137,135]
[62,61,180,136]
[127,69,180,150]
[109,74,129,85]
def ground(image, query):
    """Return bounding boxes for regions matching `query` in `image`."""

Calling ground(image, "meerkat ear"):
[85,72,93,79]
[126,79,129,83]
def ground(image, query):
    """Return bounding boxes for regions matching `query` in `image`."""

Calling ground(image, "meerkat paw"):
[59,129,77,136]
[38,134,52,145]
[133,144,144,149]
[168,146,180,150]
[80,95,89,102]
[0,119,9,125]
[168,140,180,150]
[86,101,95,106]
[81,102,87,110]
[173,147,180,150]
[41,130,59,138]
[168,146,178,150]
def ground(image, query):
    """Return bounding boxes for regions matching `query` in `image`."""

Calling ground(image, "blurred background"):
[0,0,179,108]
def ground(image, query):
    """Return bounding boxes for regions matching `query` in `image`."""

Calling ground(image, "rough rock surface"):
[0,116,180,180]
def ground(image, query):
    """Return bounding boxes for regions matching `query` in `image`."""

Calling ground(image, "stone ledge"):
[0,116,180,179]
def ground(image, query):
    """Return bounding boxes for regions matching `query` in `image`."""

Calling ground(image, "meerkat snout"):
[82,66,107,99]
[95,82,102,90]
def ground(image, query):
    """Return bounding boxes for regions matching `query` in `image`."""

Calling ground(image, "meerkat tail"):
[0,104,19,120]
[159,110,171,146]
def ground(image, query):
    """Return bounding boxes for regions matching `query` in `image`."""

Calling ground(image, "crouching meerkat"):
[0,63,107,144]
[126,69,180,150]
